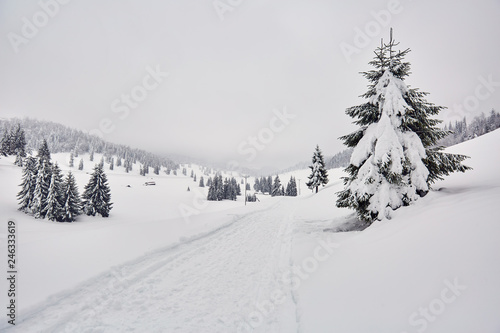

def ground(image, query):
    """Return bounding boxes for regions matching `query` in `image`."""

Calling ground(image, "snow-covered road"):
[11,200,300,333]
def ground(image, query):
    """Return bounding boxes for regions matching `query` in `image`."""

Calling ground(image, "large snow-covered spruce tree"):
[306,145,329,193]
[82,163,112,217]
[336,31,470,222]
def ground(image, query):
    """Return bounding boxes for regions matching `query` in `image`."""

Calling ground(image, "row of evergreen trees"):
[263,145,329,196]
[252,175,298,196]
[0,118,178,174]
[207,175,242,201]
[205,174,299,200]
[253,176,273,194]
[440,110,500,147]
[268,175,298,197]
[0,123,27,166]
[17,140,112,221]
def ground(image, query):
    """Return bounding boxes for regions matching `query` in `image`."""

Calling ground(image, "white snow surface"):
[0,129,499,332]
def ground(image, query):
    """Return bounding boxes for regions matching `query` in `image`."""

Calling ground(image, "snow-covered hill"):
[0,129,499,332]
[293,129,500,333]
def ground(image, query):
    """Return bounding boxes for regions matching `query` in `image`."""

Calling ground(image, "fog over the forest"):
[1,0,499,169]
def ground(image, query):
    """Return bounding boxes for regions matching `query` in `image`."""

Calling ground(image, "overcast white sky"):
[1,0,499,170]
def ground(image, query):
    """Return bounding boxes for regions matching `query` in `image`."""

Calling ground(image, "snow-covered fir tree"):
[61,171,81,222]
[82,163,112,217]
[306,145,329,193]
[254,178,261,191]
[13,124,27,156]
[1,123,27,163]
[1,126,12,155]
[78,159,84,170]
[69,152,74,167]
[124,159,131,173]
[110,157,114,171]
[223,178,234,200]
[256,177,264,194]
[336,30,471,222]
[12,124,27,165]
[32,158,52,218]
[37,139,51,162]
[43,162,65,221]
[271,175,282,197]
[0,128,10,157]
[285,176,298,196]
[254,178,261,193]
[14,151,24,167]
[199,176,205,187]
[267,176,273,194]
[44,172,63,221]
[17,156,38,213]
[235,179,242,196]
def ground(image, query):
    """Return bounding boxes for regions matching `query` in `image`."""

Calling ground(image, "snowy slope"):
[294,129,500,333]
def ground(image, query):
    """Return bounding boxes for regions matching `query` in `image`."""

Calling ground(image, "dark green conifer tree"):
[17,156,38,213]
[37,139,51,162]
[306,145,329,193]
[271,175,282,197]
[336,30,471,222]
[82,163,112,217]
[61,171,82,222]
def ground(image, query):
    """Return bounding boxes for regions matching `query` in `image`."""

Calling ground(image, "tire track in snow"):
[8,200,299,332]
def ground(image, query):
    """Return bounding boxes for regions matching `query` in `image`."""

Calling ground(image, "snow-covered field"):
[1,129,499,332]
[293,129,500,333]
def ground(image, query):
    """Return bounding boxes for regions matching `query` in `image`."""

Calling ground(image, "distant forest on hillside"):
[2,110,499,176]
[0,117,178,171]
